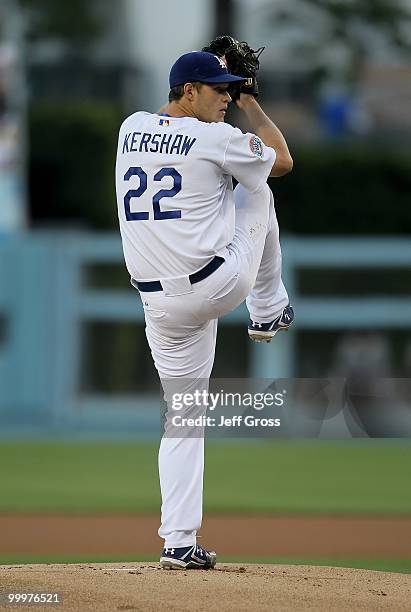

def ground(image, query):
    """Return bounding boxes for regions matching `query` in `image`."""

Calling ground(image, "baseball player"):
[115,40,293,570]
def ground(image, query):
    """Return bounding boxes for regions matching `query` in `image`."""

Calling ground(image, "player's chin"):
[216,110,226,122]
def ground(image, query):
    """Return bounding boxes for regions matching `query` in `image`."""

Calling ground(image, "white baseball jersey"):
[115,111,276,280]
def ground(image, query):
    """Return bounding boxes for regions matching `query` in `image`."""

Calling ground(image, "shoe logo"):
[283,313,291,322]
[251,320,263,328]
[196,546,203,556]
[164,547,175,555]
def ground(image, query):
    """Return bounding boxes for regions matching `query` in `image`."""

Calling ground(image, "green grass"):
[1,441,411,514]
[1,442,160,513]
[205,440,411,514]
[0,555,410,574]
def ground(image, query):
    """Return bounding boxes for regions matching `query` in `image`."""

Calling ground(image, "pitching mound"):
[1,563,410,611]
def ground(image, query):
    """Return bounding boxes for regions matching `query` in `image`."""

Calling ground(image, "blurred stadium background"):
[0,0,410,569]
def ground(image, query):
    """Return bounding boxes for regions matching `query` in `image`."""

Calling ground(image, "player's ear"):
[184,83,195,100]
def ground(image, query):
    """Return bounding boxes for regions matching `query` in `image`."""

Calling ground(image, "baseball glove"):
[202,35,265,101]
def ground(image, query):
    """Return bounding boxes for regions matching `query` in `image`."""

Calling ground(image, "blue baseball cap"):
[169,51,245,88]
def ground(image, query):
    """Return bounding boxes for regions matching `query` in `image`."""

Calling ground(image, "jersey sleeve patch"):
[249,135,264,158]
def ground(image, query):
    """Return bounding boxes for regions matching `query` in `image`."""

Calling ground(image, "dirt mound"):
[2,514,411,557]
[1,563,410,611]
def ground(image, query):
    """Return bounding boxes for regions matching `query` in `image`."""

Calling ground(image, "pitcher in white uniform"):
[115,51,294,570]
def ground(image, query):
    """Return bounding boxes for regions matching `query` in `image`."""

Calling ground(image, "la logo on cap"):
[215,55,227,69]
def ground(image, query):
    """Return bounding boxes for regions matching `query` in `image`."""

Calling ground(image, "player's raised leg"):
[214,181,293,341]
[246,188,293,342]
[193,182,291,334]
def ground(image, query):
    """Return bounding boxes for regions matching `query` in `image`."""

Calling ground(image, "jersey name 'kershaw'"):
[115,111,276,280]
[122,131,197,156]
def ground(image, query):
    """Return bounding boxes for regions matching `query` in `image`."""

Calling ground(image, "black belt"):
[135,256,225,292]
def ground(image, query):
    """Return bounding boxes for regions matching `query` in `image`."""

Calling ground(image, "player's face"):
[193,83,232,123]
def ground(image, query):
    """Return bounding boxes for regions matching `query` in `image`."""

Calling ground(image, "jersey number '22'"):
[124,166,182,221]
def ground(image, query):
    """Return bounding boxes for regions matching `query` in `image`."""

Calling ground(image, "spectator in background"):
[318,81,372,138]
[0,41,24,234]
[402,341,411,407]
[332,331,392,383]
[0,42,15,119]
[331,331,395,436]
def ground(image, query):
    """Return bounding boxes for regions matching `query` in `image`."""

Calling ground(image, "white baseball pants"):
[141,183,289,548]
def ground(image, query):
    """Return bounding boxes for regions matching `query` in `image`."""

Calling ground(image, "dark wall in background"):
[29,106,411,234]
[29,104,122,229]
[271,147,411,235]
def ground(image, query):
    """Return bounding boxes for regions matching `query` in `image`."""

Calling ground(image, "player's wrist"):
[236,93,259,110]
